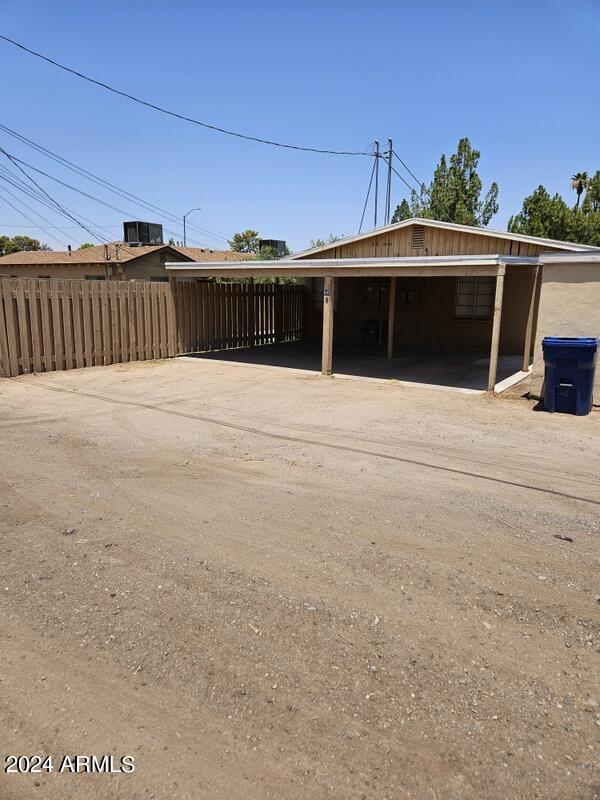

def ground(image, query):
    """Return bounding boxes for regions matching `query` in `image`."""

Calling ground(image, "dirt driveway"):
[1,358,599,800]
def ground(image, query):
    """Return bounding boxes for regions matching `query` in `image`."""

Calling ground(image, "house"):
[0,241,248,281]
[164,217,598,400]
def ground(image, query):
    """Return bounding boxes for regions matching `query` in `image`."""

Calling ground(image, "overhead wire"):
[0,187,69,248]
[0,123,230,245]
[0,35,369,157]
[0,155,210,248]
[358,157,377,233]
[0,147,111,243]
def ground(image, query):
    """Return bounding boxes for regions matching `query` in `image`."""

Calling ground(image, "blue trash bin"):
[542,337,599,415]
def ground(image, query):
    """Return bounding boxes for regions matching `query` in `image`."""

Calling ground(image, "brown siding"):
[300,224,572,260]
[305,267,534,355]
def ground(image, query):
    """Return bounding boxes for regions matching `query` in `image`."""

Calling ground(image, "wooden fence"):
[0,278,304,378]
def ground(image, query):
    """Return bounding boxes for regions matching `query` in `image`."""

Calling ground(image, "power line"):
[0,154,210,248]
[0,187,69,248]
[0,35,369,157]
[392,150,424,189]
[0,123,231,244]
[358,157,377,233]
[392,150,430,197]
[0,147,111,243]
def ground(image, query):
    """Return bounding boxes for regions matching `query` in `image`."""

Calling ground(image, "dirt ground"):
[0,357,599,800]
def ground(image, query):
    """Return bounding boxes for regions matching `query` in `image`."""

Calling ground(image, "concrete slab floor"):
[184,341,524,391]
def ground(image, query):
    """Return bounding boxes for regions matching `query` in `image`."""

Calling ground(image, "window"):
[312,277,338,311]
[85,275,106,281]
[151,276,169,283]
[455,276,494,319]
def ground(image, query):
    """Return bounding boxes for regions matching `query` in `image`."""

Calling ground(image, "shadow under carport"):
[183,341,524,392]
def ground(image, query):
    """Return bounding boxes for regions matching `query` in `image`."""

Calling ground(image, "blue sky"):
[0,0,599,251]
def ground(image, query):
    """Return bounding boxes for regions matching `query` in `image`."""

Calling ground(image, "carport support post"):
[321,276,335,376]
[487,268,505,391]
[387,276,397,359]
[522,265,540,371]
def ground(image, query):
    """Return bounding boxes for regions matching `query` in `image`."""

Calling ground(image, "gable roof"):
[0,242,249,266]
[290,217,596,259]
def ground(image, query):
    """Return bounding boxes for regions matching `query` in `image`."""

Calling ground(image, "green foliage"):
[310,234,342,248]
[0,235,51,254]
[391,199,411,223]
[78,242,94,249]
[255,244,291,260]
[228,229,260,253]
[508,173,600,246]
[393,138,499,227]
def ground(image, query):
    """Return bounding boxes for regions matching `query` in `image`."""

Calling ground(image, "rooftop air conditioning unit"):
[123,221,164,247]
[258,239,287,257]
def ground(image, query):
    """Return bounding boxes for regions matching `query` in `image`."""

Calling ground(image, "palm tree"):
[571,172,588,208]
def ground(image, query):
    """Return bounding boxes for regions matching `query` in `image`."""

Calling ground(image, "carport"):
[166,254,539,392]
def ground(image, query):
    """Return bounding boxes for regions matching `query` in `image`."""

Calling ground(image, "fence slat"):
[0,281,11,377]
[3,280,19,376]
[80,280,93,368]
[28,279,42,373]
[71,281,85,369]
[39,280,53,371]
[0,277,305,379]
[119,283,129,363]
[128,282,137,361]
[15,279,31,373]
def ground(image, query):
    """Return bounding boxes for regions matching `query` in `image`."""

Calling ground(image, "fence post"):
[168,278,180,356]
[275,278,284,343]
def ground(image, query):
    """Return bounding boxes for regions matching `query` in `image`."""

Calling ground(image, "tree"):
[582,170,600,213]
[228,229,260,253]
[508,186,571,241]
[571,172,588,208]
[255,243,291,260]
[508,176,600,246]
[0,235,51,255]
[78,242,94,249]
[395,138,499,227]
[391,199,411,223]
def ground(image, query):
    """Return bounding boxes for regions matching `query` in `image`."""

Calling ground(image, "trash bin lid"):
[542,336,599,348]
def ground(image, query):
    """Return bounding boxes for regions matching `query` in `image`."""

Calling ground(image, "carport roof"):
[165,253,538,278]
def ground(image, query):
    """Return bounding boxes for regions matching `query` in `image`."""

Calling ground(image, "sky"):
[0,0,599,252]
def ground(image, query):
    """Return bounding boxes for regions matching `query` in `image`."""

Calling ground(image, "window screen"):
[455,276,494,319]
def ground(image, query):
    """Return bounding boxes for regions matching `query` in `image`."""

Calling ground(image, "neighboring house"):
[0,241,248,281]
[164,217,598,399]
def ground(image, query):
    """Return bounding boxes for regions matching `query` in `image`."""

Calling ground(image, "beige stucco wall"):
[530,261,600,403]
[0,263,108,279]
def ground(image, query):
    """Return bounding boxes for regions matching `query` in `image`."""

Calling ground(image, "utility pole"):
[374,140,380,229]
[385,138,393,225]
[183,207,201,247]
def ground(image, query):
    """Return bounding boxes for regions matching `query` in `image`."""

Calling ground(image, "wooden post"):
[487,269,505,391]
[275,277,284,343]
[249,278,255,347]
[522,265,540,371]
[387,276,397,359]
[321,276,335,376]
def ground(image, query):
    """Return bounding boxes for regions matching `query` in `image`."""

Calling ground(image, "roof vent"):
[411,225,425,249]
